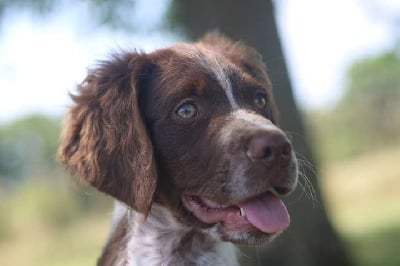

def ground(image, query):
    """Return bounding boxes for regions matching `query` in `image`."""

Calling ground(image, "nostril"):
[246,132,291,162]
[263,147,273,160]
[246,135,276,161]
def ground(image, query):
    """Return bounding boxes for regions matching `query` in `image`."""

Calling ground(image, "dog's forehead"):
[150,42,272,117]
[171,43,240,108]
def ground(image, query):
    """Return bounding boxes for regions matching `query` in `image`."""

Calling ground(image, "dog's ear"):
[58,52,157,214]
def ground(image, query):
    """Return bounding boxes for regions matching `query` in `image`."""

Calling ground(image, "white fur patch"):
[205,54,239,109]
[172,44,239,109]
[109,201,128,238]
[110,203,238,266]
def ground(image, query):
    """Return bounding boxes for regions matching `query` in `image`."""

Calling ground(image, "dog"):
[58,33,298,266]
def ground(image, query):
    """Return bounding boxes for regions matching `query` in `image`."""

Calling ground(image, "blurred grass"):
[0,146,399,265]
[321,144,400,266]
[0,177,112,266]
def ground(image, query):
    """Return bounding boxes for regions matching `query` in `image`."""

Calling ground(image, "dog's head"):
[58,33,298,245]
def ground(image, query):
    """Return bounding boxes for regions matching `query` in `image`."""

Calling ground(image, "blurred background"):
[0,0,399,265]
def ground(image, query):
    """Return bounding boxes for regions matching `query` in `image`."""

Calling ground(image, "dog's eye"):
[254,93,267,109]
[176,103,197,119]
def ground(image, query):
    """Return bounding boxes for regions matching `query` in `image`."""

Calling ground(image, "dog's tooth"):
[240,207,246,217]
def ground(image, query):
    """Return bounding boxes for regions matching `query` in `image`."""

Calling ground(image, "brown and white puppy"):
[58,33,298,266]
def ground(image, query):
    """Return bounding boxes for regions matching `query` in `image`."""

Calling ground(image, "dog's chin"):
[206,223,280,246]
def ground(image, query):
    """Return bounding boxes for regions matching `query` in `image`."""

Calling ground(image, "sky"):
[0,0,398,123]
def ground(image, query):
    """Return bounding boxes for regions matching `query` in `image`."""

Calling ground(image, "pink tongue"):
[238,193,290,233]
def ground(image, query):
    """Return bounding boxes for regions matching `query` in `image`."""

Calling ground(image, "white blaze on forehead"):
[208,56,239,109]
[172,44,239,109]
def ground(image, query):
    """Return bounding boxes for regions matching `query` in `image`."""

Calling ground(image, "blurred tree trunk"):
[171,0,352,265]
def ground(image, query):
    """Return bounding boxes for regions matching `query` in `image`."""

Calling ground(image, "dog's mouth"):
[182,189,290,234]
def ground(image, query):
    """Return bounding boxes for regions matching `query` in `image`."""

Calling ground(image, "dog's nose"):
[246,132,292,163]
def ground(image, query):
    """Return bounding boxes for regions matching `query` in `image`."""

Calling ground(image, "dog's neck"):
[97,202,239,266]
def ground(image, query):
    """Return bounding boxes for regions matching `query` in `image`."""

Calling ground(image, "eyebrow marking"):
[210,59,239,110]
[172,44,239,109]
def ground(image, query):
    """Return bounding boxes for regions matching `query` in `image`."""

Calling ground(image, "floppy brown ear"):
[58,52,157,214]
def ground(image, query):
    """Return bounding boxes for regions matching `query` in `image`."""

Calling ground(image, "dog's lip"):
[182,187,282,210]
[182,193,249,231]
[181,189,290,234]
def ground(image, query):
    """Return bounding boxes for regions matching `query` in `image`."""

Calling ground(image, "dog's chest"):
[111,203,239,266]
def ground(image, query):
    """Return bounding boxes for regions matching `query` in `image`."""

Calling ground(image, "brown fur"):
[58,33,298,265]
[58,53,157,214]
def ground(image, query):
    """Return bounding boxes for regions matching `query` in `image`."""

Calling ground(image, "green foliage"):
[308,51,400,162]
[346,52,400,101]
[344,51,400,139]
[0,0,137,30]
[0,113,111,223]
[0,114,113,265]
[10,177,111,228]
[0,115,61,183]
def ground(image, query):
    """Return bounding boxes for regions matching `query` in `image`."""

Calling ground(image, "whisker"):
[296,159,319,207]
[282,130,309,143]
[256,246,261,266]
[234,246,251,259]
[295,152,317,176]
[300,172,318,207]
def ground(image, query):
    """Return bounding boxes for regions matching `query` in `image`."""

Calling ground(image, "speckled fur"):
[98,202,239,266]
